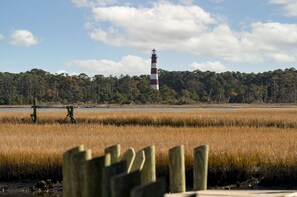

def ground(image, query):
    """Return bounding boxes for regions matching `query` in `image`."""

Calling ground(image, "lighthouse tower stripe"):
[151,68,158,74]
[150,79,159,84]
[151,63,157,68]
[150,49,159,90]
[151,56,157,63]
[151,85,159,90]
[150,75,158,80]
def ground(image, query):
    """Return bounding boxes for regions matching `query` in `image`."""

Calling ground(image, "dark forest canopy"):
[1,68,297,105]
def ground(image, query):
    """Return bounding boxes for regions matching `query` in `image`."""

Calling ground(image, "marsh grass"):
[2,109,297,128]
[0,121,296,186]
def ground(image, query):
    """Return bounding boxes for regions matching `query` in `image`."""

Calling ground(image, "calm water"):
[0,106,295,112]
[0,107,239,112]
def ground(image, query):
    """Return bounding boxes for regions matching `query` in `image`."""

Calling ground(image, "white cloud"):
[66,55,150,76]
[10,30,38,47]
[90,2,216,50]
[238,22,297,63]
[269,0,297,16]
[74,1,297,67]
[0,34,4,40]
[189,61,229,72]
[265,53,296,62]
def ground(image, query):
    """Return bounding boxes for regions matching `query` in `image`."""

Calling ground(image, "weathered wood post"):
[111,170,141,197]
[104,161,127,197]
[121,147,135,173]
[63,145,84,197]
[193,145,209,191]
[69,106,77,124]
[71,149,92,197]
[105,144,121,164]
[131,150,145,172]
[169,145,186,193]
[30,98,37,124]
[84,154,111,197]
[69,106,73,117]
[140,146,156,184]
[131,178,166,197]
[64,106,77,124]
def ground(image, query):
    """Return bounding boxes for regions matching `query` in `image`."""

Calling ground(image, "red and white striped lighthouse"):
[150,49,159,90]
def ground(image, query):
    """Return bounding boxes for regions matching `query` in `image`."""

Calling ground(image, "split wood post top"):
[131,150,145,173]
[121,147,136,173]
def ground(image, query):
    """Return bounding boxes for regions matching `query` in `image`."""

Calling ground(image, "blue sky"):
[0,0,297,76]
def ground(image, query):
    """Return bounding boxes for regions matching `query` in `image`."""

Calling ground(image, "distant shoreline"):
[1,103,297,109]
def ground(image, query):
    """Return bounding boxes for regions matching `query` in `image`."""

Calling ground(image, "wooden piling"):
[141,146,156,184]
[111,170,141,197]
[84,155,110,197]
[131,150,145,172]
[140,146,156,184]
[64,106,77,124]
[63,145,84,197]
[30,98,37,124]
[71,149,92,197]
[193,145,209,191]
[105,144,121,164]
[104,161,127,197]
[121,147,135,173]
[169,145,186,193]
[131,178,166,197]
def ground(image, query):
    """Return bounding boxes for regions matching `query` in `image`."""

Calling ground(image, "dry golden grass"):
[2,123,296,157]
[0,108,297,185]
[0,122,296,183]
[1,108,297,128]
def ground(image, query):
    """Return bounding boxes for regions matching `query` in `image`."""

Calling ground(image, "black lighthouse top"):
[151,49,157,63]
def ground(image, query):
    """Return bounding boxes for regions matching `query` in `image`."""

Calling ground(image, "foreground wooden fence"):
[63,144,209,197]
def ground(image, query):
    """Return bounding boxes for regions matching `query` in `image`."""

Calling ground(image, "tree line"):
[1,68,297,105]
